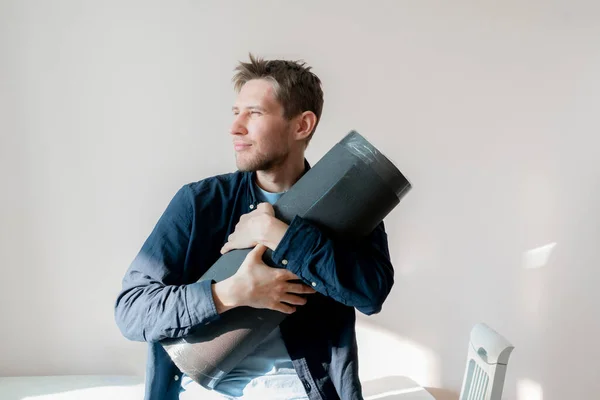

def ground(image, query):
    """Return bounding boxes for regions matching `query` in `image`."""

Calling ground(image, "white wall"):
[1,1,599,399]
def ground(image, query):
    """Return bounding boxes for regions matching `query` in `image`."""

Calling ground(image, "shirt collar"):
[245,158,312,206]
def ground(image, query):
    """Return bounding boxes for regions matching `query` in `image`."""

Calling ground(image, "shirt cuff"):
[271,215,330,297]
[185,279,220,328]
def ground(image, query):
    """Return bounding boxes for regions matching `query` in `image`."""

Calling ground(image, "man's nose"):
[230,115,248,136]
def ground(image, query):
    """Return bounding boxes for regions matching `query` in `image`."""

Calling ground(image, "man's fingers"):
[220,233,235,254]
[257,202,274,214]
[272,302,296,314]
[278,268,301,281]
[286,282,317,295]
[251,244,268,258]
[280,293,308,306]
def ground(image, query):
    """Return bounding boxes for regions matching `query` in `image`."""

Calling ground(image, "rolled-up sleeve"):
[271,216,394,315]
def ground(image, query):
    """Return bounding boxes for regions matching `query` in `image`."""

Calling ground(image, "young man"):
[114,54,395,400]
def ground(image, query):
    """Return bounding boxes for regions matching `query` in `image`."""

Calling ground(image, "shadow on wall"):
[376,210,558,399]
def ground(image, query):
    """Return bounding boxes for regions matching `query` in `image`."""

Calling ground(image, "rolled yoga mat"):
[160,130,412,388]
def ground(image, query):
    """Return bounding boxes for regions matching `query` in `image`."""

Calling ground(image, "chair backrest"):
[459,323,514,400]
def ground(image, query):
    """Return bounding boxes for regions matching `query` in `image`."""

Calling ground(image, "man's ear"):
[293,111,317,142]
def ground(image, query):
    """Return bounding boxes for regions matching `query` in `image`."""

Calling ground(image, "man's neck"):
[255,156,306,193]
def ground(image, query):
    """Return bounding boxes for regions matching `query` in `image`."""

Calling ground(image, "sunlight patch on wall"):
[517,378,544,400]
[355,319,441,388]
[522,242,556,269]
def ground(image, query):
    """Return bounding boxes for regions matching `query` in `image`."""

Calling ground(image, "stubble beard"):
[236,148,289,172]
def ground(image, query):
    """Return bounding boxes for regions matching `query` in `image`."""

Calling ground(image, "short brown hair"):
[232,53,324,143]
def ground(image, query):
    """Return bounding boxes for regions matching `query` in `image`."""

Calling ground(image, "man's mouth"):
[234,142,251,151]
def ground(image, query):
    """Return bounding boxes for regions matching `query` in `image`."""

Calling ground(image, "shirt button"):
[303,380,311,392]
[281,259,288,265]
[311,282,317,287]
[174,375,179,381]
[249,204,255,209]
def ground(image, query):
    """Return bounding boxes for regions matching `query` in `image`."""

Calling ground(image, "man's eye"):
[251,111,262,116]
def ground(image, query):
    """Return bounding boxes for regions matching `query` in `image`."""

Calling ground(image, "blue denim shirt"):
[114,161,395,400]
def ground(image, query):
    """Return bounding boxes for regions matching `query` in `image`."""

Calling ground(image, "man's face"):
[230,79,294,172]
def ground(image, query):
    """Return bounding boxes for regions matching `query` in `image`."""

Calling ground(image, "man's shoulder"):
[183,170,247,200]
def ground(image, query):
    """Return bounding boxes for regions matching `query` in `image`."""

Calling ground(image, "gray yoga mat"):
[160,130,412,388]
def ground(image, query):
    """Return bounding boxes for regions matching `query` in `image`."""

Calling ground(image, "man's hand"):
[220,202,288,254]
[212,244,316,314]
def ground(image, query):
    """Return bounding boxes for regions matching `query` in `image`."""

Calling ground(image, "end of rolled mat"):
[339,130,412,200]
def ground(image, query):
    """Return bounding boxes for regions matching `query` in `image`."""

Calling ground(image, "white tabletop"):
[0,375,145,400]
[0,374,436,400]
[363,375,435,399]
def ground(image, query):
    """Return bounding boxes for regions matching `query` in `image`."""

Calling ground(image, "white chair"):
[457,323,514,400]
